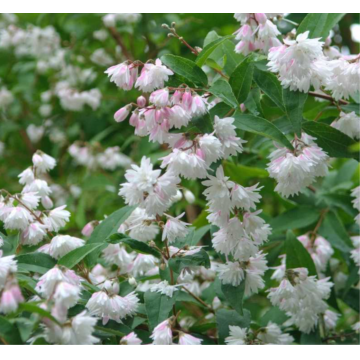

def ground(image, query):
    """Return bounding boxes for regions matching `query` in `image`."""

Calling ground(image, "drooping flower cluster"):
[225,322,294,345]
[267,133,329,197]
[268,267,334,333]
[203,166,271,296]
[351,186,360,225]
[69,143,132,171]
[234,13,282,55]
[350,236,360,274]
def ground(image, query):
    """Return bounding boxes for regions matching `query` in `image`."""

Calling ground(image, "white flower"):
[32,151,56,173]
[19,192,40,209]
[150,88,170,107]
[0,253,17,291]
[162,212,190,244]
[86,290,139,325]
[199,134,224,165]
[150,318,173,345]
[26,124,44,143]
[225,326,247,345]
[217,261,245,286]
[4,206,33,230]
[150,280,179,298]
[245,252,268,296]
[120,332,142,345]
[102,244,134,273]
[267,31,326,93]
[257,322,294,344]
[214,116,246,157]
[332,111,360,139]
[131,254,157,277]
[18,167,34,185]
[105,62,138,90]
[45,205,70,232]
[36,266,82,298]
[135,59,173,93]
[21,221,48,245]
[179,332,203,345]
[23,179,52,197]
[231,183,262,211]
[324,309,339,331]
[45,311,99,345]
[53,281,81,309]
[0,283,24,314]
[160,149,209,180]
[48,235,85,259]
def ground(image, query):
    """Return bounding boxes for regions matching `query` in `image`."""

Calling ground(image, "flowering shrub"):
[0,13,359,346]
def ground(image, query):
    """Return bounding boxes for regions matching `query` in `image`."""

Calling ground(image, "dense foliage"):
[0,13,359,345]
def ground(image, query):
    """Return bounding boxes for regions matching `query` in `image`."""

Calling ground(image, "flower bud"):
[255,13,267,24]
[114,104,132,123]
[82,222,95,237]
[137,96,146,108]
[184,189,195,204]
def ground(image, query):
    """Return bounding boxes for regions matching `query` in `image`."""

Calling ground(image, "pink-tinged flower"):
[162,212,190,244]
[191,95,207,116]
[150,318,173,345]
[105,62,138,90]
[82,221,95,237]
[179,332,203,345]
[255,13,267,24]
[181,88,193,111]
[150,88,169,107]
[136,95,147,108]
[32,151,56,173]
[120,332,142,345]
[0,283,24,314]
[114,104,132,122]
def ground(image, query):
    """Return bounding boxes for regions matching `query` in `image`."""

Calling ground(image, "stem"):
[108,27,133,60]
[310,208,329,243]
[308,91,349,106]
[182,286,215,313]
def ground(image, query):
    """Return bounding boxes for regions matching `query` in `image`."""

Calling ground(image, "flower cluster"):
[234,13,282,55]
[331,111,360,139]
[352,186,360,225]
[268,267,334,333]
[203,166,271,296]
[225,322,294,345]
[267,133,329,197]
[267,30,360,98]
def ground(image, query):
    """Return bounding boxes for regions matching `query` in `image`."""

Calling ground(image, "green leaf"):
[301,328,322,344]
[169,249,210,273]
[260,307,288,326]
[319,211,353,253]
[85,206,135,266]
[253,67,285,111]
[215,309,251,344]
[302,121,359,161]
[144,291,176,330]
[58,243,104,269]
[342,288,359,313]
[191,112,214,134]
[196,35,233,67]
[175,225,211,247]
[285,230,317,276]
[229,56,254,104]
[18,303,62,326]
[282,88,308,137]
[270,206,320,232]
[16,252,57,273]
[0,316,22,344]
[107,233,161,258]
[297,13,345,40]
[209,78,238,108]
[224,161,268,183]
[221,280,246,315]
[233,113,293,150]
[161,54,208,86]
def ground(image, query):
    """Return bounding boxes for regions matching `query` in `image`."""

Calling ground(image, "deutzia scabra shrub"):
[0,12,359,345]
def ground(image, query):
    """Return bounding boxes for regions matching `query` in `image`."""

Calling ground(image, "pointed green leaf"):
[221,280,246,315]
[209,78,239,108]
[196,35,233,67]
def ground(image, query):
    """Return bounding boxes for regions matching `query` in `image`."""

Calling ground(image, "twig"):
[182,286,215,313]
[308,91,349,106]
[108,27,133,60]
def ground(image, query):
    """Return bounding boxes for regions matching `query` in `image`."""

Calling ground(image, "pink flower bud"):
[240,103,246,112]
[82,222,95,237]
[171,90,183,105]
[114,104,132,123]
[255,13,267,24]
[41,195,53,209]
[136,96,146,108]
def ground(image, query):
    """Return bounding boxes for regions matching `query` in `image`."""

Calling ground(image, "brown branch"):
[308,91,349,105]
[108,27,133,60]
